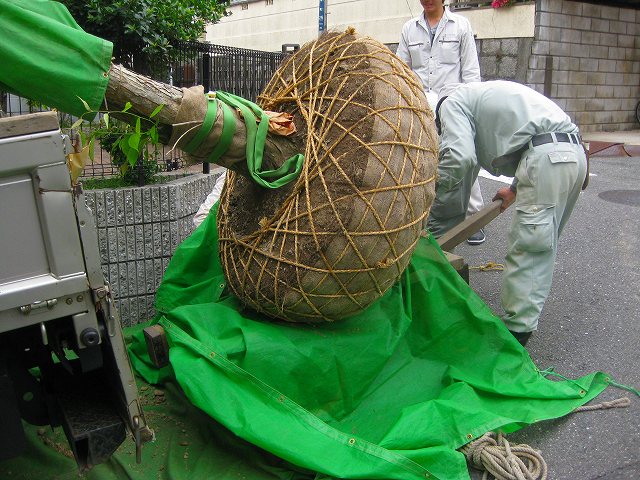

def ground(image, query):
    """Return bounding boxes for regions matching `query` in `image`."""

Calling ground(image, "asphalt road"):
[458,156,640,480]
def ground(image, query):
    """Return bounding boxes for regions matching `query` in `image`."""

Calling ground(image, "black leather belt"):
[531,132,582,147]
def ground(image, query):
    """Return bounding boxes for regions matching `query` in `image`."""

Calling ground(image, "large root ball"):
[218,29,438,322]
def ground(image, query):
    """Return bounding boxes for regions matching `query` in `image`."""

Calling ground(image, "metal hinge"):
[94,286,116,337]
[19,298,58,314]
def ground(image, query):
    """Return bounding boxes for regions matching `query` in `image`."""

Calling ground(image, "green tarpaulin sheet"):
[0,206,613,480]
[0,0,112,117]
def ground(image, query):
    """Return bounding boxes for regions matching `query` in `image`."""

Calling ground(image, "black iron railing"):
[172,41,286,101]
[450,0,531,9]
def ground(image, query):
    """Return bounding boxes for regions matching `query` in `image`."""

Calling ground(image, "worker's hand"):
[493,187,516,212]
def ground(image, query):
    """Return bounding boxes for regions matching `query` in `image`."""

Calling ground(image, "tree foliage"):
[62,0,230,73]
[72,100,166,186]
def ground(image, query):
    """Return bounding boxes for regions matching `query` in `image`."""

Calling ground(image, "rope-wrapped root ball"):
[218,29,438,322]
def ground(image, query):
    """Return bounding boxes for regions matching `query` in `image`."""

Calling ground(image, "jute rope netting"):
[218,28,438,322]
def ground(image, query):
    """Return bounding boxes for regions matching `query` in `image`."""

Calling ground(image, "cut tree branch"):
[105,64,301,178]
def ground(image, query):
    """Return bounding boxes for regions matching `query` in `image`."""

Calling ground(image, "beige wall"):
[461,4,535,39]
[206,1,415,50]
[206,1,535,51]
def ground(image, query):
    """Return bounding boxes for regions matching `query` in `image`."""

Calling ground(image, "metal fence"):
[173,41,286,99]
[0,41,286,181]
[450,0,531,9]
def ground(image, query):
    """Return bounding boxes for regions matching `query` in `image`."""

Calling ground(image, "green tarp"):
[0,0,112,117]
[128,209,613,480]
[0,207,617,479]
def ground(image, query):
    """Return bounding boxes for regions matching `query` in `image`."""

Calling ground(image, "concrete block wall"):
[477,38,534,84]
[528,0,640,132]
[84,173,219,326]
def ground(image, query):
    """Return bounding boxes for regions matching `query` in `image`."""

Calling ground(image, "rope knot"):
[460,432,548,480]
[464,432,498,468]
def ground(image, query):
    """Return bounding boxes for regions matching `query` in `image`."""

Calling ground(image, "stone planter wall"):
[83,173,220,326]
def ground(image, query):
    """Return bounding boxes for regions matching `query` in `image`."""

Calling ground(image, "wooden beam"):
[0,111,58,139]
[436,199,503,251]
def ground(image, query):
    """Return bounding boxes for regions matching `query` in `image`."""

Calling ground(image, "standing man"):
[396,0,487,245]
[430,81,588,346]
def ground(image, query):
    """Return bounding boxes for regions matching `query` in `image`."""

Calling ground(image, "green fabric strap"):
[184,96,218,154]
[183,96,237,166]
[214,91,304,189]
[207,100,237,165]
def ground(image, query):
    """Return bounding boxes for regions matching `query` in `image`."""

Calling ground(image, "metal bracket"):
[143,325,170,369]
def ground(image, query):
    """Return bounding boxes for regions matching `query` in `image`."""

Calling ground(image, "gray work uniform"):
[429,81,587,333]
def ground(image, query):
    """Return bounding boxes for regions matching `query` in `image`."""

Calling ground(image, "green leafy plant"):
[72,99,165,186]
[62,0,231,76]
[26,98,47,113]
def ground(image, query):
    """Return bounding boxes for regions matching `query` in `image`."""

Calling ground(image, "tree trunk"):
[105,64,301,177]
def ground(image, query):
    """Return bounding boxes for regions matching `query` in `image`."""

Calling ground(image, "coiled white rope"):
[460,397,631,480]
[461,431,547,480]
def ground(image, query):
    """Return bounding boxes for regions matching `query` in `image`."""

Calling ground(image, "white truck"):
[0,111,151,470]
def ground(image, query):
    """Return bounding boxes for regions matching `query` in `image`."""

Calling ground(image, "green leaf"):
[135,117,141,134]
[119,138,131,155]
[77,96,91,112]
[149,126,159,144]
[89,138,95,161]
[71,118,84,130]
[128,132,142,151]
[103,113,110,129]
[123,102,133,113]
[149,104,164,118]
[126,147,139,166]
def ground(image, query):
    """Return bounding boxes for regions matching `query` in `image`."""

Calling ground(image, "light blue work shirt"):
[396,8,480,95]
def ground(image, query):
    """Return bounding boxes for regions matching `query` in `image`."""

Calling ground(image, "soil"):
[219,32,373,318]
[217,30,436,322]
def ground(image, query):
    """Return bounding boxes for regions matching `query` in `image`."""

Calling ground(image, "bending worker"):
[396,0,487,245]
[429,81,587,346]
